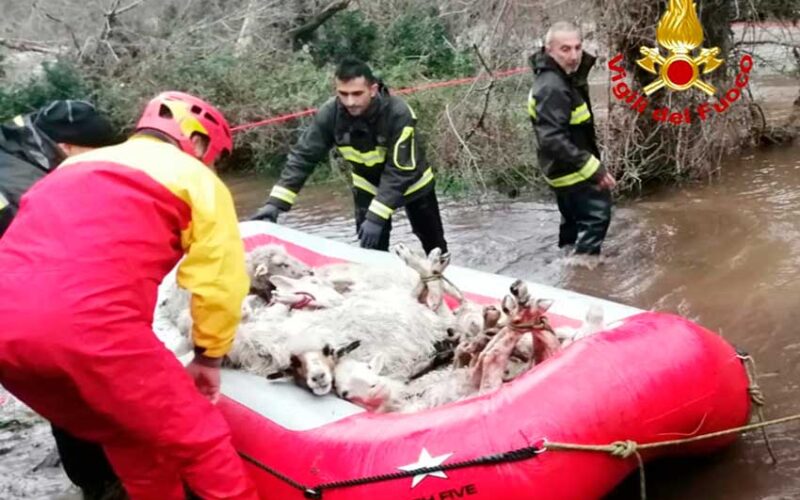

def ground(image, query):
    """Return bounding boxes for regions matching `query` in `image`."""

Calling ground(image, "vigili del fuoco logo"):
[607,0,753,125]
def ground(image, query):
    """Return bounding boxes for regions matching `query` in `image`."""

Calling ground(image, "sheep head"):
[288,346,335,396]
[246,244,313,296]
[269,275,344,309]
[334,354,399,412]
[267,340,361,396]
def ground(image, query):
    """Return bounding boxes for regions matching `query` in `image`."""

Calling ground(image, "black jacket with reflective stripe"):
[0,115,64,237]
[268,85,434,224]
[528,50,606,190]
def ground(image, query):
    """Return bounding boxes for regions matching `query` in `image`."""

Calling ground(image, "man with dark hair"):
[528,22,615,265]
[252,57,448,254]
[0,100,119,237]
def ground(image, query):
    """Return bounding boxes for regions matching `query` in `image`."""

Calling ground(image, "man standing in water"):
[528,22,615,266]
[251,57,448,255]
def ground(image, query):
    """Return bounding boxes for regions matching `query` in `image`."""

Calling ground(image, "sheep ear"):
[368,353,385,374]
[290,354,302,368]
[536,298,554,313]
[269,275,297,292]
[254,263,270,278]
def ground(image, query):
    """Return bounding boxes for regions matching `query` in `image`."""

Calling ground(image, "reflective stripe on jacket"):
[0,136,248,358]
[528,50,606,189]
[266,87,435,224]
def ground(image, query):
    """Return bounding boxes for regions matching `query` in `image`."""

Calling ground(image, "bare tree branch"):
[288,0,351,47]
[32,2,82,53]
[464,44,496,142]
[235,0,260,56]
[0,38,61,54]
[114,0,145,16]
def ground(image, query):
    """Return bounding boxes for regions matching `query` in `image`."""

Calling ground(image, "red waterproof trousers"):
[0,268,257,499]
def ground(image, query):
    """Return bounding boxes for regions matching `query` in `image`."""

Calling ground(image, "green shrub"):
[381,9,474,78]
[309,10,379,66]
[0,60,89,120]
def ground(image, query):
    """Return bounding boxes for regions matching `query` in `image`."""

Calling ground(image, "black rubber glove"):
[357,219,383,249]
[250,203,281,222]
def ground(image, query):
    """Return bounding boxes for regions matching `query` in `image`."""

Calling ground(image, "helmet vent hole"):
[204,112,219,125]
[191,105,202,114]
[158,105,173,118]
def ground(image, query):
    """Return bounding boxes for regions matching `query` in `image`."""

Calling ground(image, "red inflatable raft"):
[215,221,751,500]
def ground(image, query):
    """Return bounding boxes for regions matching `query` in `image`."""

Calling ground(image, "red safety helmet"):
[135,91,232,166]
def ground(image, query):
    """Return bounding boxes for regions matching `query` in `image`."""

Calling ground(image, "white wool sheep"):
[228,244,462,387]
[153,242,464,401]
[154,243,315,340]
[270,287,451,380]
[451,301,487,340]
[245,244,312,294]
[313,260,418,297]
[213,266,451,394]
[268,275,346,309]
[334,354,474,413]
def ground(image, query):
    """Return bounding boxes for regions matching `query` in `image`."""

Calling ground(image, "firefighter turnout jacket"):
[266,86,435,225]
[0,114,65,236]
[528,50,607,190]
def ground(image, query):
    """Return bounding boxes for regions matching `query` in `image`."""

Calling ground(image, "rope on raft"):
[237,353,794,500]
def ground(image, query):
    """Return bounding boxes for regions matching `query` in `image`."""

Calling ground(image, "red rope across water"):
[230,66,528,133]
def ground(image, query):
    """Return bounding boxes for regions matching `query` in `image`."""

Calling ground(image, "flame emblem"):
[636,0,724,95]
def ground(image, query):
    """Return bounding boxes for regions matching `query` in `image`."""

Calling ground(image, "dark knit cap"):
[33,100,119,147]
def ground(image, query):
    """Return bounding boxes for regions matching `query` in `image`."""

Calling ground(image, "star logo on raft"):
[398,448,454,488]
[636,0,724,95]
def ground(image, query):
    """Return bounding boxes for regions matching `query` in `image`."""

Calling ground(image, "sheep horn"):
[266,368,293,380]
[335,340,361,359]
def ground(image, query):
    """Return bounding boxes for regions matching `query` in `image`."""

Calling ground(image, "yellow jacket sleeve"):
[176,171,249,359]
[59,136,249,358]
